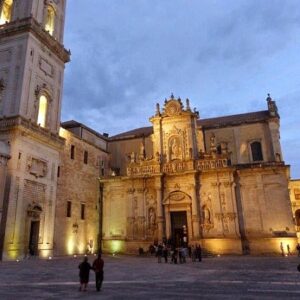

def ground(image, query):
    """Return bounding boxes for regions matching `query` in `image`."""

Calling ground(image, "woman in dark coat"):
[78,256,92,291]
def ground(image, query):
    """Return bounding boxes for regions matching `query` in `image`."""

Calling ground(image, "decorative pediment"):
[163,191,191,204]
[164,99,183,116]
[27,203,43,219]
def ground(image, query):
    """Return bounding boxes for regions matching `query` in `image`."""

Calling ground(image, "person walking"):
[163,245,168,263]
[78,256,92,291]
[157,244,163,263]
[280,242,285,256]
[196,244,202,262]
[92,253,104,292]
[296,243,300,257]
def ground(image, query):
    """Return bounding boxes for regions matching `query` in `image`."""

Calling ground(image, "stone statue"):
[156,103,160,115]
[202,205,211,224]
[170,137,181,160]
[210,134,217,153]
[148,207,156,228]
[139,143,145,161]
[130,152,136,163]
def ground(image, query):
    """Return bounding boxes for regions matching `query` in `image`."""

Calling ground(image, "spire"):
[186,98,191,111]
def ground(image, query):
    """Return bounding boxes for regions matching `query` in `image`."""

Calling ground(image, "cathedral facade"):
[0,0,297,260]
[102,96,296,255]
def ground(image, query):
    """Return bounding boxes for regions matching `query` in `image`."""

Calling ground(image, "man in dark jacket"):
[93,253,104,291]
[78,256,92,291]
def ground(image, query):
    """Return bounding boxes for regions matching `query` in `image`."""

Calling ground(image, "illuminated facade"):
[102,96,297,255]
[0,0,70,260]
[289,179,300,238]
[0,0,298,259]
[54,121,109,256]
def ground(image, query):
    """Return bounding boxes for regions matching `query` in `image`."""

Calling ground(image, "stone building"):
[0,0,70,260]
[0,0,297,259]
[54,121,109,256]
[289,179,300,238]
[102,95,297,255]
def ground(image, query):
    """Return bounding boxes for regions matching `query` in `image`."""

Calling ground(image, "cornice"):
[0,17,70,63]
[0,116,65,149]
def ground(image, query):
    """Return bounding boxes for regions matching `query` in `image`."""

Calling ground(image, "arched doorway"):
[163,191,192,246]
[170,211,187,247]
[27,204,42,256]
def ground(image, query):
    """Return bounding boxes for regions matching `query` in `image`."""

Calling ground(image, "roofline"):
[61,120,109,141]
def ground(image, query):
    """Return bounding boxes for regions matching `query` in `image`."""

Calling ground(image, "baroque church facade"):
[0,0,297,260]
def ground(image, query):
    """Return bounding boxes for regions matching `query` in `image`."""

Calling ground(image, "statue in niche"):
[202,205,211,224]
[148,207,156,228]
[169,137,182,160]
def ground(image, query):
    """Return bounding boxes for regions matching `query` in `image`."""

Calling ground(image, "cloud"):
[62,0,300,177]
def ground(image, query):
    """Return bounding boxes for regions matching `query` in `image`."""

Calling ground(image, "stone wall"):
[54,127,109,256]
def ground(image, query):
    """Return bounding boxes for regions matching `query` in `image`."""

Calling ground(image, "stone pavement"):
[0,254,300,299]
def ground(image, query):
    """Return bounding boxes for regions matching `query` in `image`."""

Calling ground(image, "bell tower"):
[0,0,70,260]
[0,0,69,132]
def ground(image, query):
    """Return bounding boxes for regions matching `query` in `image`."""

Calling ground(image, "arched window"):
[45,5,55,36]
[37,95,48,128]
[250,141,263,162]
[0,0,13,25]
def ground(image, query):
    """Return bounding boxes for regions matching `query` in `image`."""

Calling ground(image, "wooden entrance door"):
[170,211,187,247]
[29,221,40,256]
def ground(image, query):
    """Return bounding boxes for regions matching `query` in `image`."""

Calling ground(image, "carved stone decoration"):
[201,197,214,232]
[164,99,183,116]
[169,135,182,160]
[27,203,43,219]
[148,207,156,228]
[215,212,237,222]
[27,156,48,178]
[166,191,186,202]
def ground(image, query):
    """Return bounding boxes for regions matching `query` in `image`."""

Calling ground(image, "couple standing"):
[78,253,104,292]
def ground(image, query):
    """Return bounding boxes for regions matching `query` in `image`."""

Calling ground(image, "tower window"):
[37,95,48,128]
[251,141,263,162]
[45,5,55,36]
[84,151,88,164]
[70,145,75,160]
[0,0,13,25]
[66,201,72,218]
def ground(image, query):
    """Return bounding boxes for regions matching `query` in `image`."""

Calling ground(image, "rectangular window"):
[81,203,85,220]
[101,160,105,176]
[67,201,72,218]
[84,151,88,164]
[57,166,60,178]
[70,145,75,159]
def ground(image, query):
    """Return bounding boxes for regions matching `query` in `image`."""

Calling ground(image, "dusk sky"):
[62,0,300,178]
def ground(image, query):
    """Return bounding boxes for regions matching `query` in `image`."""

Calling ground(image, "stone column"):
[0,142,10,211]
[0,141,10,261]
[190,184,200,239]
[156,187,164,241]
[126,188,135,239]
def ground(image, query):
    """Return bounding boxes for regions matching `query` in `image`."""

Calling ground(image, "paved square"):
[0,255,300,299]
